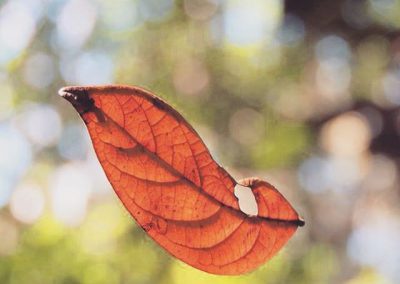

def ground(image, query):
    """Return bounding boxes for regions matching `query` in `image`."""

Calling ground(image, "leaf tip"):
[58,86,94,114]
[296,217,305,227]
[58,86,69,98]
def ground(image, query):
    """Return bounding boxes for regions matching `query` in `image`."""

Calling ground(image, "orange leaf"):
[59,85,304,275]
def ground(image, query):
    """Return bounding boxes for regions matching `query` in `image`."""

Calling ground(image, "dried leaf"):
[59,85,304,275]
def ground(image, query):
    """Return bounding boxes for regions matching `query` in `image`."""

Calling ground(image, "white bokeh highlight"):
[55,0,98,51]
[60,51,114,85]
[10,183,45,224]
[0,0,40,64]
[17,104,62,147]
[50,162,93,227]
[223,0,282,46]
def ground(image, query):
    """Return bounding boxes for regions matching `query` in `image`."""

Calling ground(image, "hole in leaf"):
[234,184,258,216]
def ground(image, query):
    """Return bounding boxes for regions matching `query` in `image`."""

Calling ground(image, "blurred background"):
[0,0,399,283]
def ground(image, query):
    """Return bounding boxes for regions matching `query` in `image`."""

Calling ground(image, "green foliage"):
[251,121,310,168]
